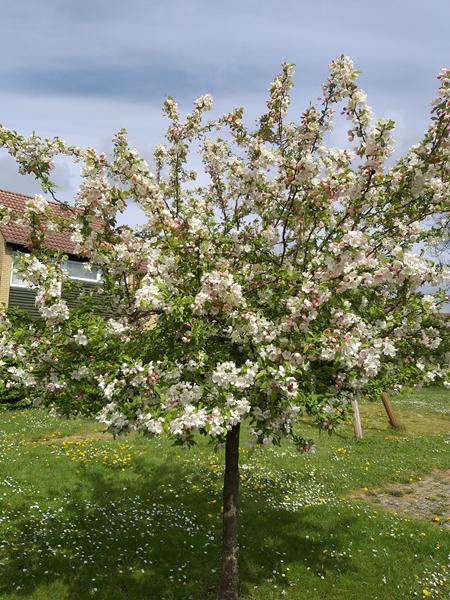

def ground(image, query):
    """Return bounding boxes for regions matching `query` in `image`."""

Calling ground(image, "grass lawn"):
[0,388,449,599]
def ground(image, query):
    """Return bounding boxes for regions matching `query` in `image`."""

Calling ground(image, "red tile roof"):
[0,188,88,256]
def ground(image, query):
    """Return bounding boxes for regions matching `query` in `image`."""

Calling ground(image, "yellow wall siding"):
[0,235,12,307]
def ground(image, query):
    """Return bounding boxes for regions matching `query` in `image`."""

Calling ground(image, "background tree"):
[1,56,449,599]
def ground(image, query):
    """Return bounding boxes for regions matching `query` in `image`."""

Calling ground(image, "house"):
[0,189,101,318]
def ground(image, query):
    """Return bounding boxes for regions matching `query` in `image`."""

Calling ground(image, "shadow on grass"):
[0,454,356,600]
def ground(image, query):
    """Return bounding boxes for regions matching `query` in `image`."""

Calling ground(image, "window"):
[10,255,31,288]
[64,260,101,283]
[10,252,101,287]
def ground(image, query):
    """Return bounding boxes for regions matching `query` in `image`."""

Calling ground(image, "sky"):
[1,0,449,226]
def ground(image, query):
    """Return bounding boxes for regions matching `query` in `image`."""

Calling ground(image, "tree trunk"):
[217,423,240,600]
[381,391,405,431]
[351,398,363,440]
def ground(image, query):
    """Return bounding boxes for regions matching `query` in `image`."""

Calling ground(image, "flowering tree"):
[1,56,449,599]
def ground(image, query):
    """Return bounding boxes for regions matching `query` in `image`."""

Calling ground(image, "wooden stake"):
[381,391,405,431]
[351,398,363,440]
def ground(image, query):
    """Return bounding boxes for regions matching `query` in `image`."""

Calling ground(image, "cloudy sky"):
[1,0,449,224]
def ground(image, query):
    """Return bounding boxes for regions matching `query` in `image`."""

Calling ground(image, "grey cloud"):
[1,0,449,177]
[0,154,78,201]
[3,1,448,76]
[0,157,42,196]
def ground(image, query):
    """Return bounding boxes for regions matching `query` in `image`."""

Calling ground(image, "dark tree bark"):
[381,391,405,431]
[217,423,240,600]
